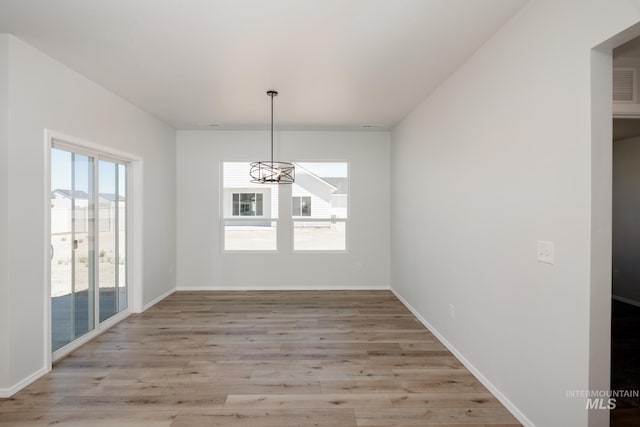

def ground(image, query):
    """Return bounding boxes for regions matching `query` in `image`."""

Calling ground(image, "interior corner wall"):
[613,136,640,305]
[0,34,10,392]
[390,1,640,426]
[3,35,176,394]
[176,130,390,290]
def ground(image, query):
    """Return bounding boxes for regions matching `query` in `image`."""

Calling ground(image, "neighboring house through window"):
[233,193,263,216]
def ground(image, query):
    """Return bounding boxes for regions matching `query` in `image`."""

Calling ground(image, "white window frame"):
[221,161,279,253]
[291,161,349,253]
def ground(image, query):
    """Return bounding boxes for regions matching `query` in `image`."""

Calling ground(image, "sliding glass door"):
[50,143,128,354]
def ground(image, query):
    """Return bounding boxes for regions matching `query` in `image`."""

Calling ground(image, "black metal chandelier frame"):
[249,90,295,184]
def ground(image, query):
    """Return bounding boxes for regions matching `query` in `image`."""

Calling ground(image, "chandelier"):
[250,90,295,184]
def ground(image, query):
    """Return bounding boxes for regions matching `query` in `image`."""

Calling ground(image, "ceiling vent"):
[613,68,636,103]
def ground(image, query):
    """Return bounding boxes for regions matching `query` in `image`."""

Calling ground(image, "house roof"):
[295,165,338,193]
[52,189,125,202]
[323,178,348,195]
[52,189,89,200]
[99,193,125,202]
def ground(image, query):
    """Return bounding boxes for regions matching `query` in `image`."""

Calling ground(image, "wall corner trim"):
[390,287,536,427]
[0,366,49,398]
[141,288,176,312]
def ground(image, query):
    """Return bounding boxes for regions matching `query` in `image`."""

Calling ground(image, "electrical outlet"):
[449,304,455,319]
[537,241,554,265]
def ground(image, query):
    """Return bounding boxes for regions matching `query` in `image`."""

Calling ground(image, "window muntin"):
[292,196,311,217]
[233,193,263,216]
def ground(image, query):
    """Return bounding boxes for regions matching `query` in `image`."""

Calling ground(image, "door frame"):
[590,22,640,427]
[43,129,143,368]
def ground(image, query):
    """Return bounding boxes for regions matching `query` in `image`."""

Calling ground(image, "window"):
[233,193,263,216]
[222,161,347,252]
[292,196,311,216]
[222,162,278,251]
[292,162,348,251]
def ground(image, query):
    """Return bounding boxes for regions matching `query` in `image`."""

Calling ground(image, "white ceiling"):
[0,0,527,130]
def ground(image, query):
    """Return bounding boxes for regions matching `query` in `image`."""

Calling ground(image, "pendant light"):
[250,90,295,184]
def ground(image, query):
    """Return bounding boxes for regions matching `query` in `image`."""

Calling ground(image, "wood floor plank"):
[55,394,227,411]
[0,410,178,427]
[0,291,520,427]
[171,409,358,427]
[0,395,64,413]
[250,368,395,382]
[388,392,504,408]
[354,407,520,426]
[321,378,486,394]
[224,393,393,409]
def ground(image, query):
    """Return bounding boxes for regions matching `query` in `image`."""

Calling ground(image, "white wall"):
[613,136,640,305]
[390,1,640,426]
[1,35,176,394]
[177,130,390,290]
[0,34,10,392]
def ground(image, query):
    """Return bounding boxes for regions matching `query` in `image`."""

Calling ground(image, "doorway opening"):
[611,73,640,423]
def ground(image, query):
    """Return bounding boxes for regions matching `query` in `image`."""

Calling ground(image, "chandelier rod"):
[267,90,277,165]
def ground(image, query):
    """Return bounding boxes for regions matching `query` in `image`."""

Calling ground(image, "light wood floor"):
[0,291,521,426]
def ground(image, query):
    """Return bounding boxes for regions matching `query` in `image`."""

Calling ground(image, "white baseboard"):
[142,287,176,311]
[0,366,49,398]
[176,285,391,291]
[389,287,535,427]
[612,294,640,308]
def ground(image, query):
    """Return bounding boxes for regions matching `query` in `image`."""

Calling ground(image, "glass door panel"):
[51,148,95,352]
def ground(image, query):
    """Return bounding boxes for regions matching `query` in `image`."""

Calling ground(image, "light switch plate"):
[537,240,554,265]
